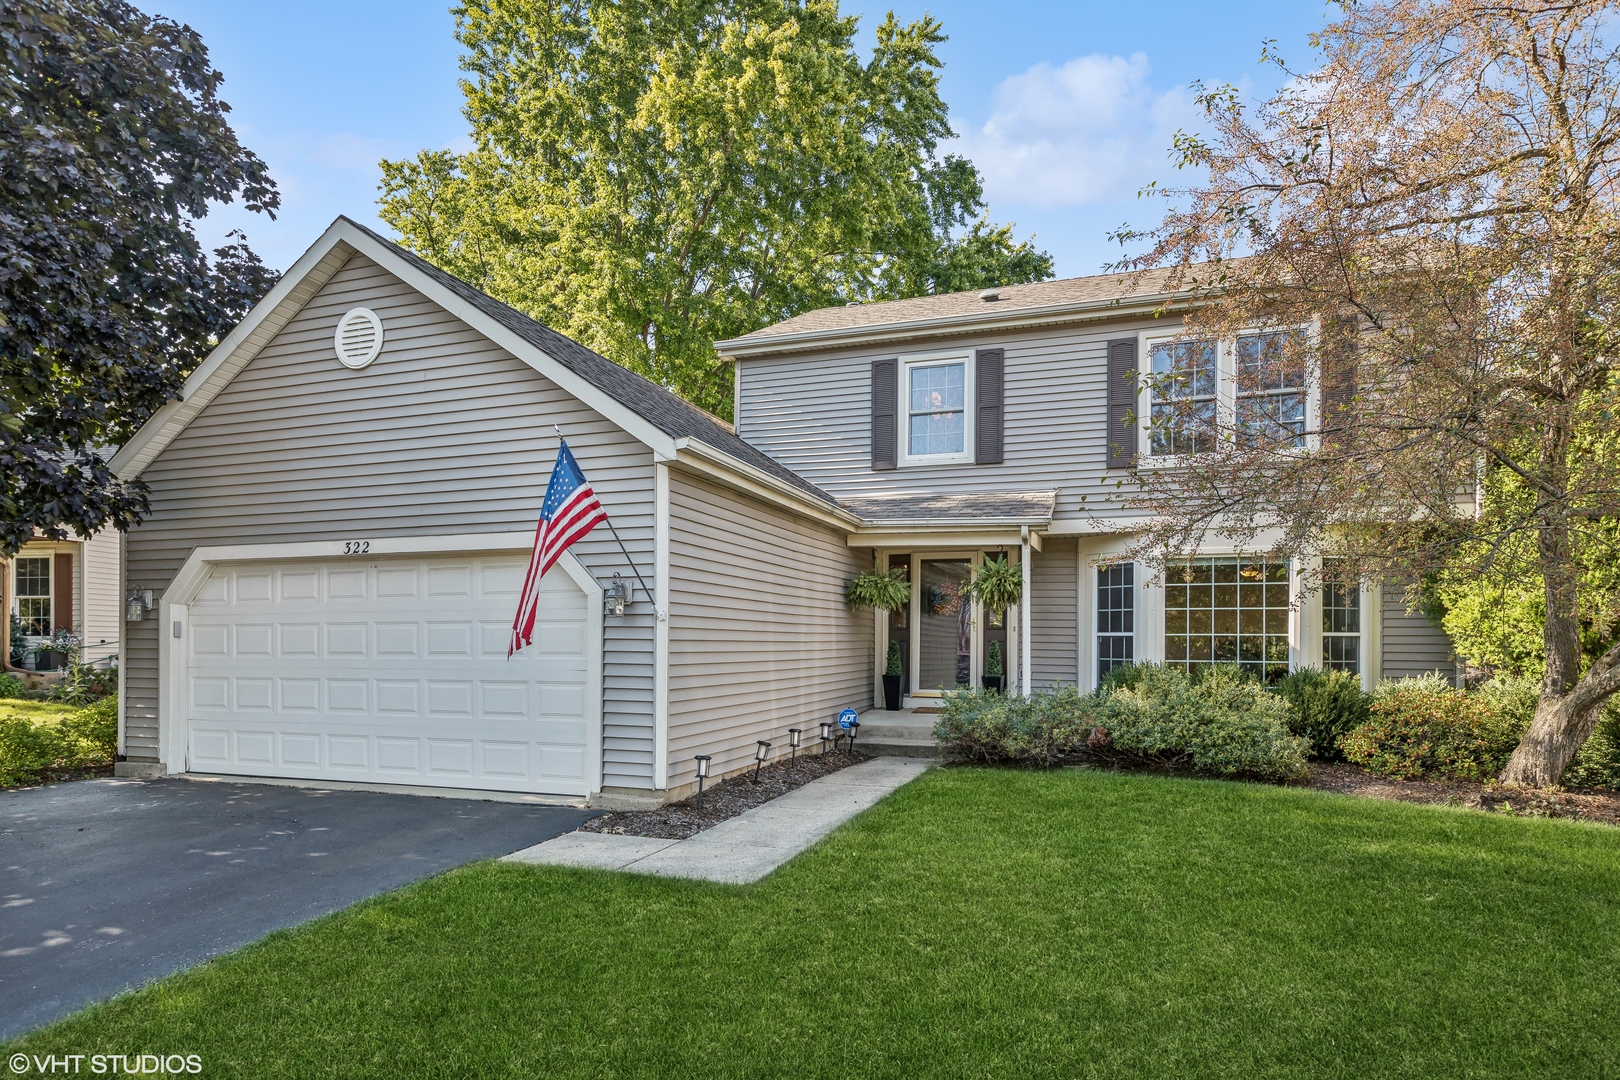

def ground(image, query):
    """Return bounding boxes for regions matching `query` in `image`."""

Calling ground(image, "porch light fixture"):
[819,722,833,754]
[603,573,630,617]
[788,728,802,762]
[693,754,712,810]
[753,739,771,781]
[125,588,153,623]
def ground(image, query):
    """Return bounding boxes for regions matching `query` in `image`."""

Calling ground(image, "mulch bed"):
[1306,763,1620,826]
[582,749,865,839]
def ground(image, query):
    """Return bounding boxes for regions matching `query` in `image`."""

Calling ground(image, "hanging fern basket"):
[846,567,912,612]
[968,556,1022,613]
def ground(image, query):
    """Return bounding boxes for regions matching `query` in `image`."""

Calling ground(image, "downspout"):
[1020,527,1033,697]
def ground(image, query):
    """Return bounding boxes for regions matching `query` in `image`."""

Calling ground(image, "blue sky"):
[143,1,1332,279]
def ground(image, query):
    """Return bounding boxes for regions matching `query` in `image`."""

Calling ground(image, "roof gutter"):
[715,292,1191,360]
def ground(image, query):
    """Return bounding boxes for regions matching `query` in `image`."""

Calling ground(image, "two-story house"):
[107,217,1453,804]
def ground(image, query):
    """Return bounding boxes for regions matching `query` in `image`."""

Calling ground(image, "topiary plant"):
[885,640,903,676]
[846,567,911,611]
[985,640,1004,677]
[968,555,1022,612]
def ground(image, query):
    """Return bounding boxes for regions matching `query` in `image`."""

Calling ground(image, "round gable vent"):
[334,307,384,369]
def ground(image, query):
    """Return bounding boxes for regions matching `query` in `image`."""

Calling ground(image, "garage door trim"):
[152,533,603,793]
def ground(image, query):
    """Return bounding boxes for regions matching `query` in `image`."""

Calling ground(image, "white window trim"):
[898,349,975,467]
[1135,326,1319,467]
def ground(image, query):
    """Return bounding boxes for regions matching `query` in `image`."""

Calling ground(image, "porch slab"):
[502,757,932,884]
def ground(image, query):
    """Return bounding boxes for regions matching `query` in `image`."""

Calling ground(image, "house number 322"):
[342,541,371,555]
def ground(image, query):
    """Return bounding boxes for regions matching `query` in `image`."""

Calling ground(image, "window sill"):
[897,453,974,468]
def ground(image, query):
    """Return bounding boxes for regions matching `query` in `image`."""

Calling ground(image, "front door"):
[916,557,973,695]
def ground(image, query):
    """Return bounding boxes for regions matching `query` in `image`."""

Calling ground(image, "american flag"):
[509,440,608,657]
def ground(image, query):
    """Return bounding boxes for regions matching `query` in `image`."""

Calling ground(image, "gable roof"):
[715,266,1193,358]
[110,216,840,511]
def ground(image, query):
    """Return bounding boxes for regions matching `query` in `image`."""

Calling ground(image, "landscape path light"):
[848,719,860,752]
[694,754,712,810]
[819,722,833,755]
[753,739,771,781]
[788,728,802,762]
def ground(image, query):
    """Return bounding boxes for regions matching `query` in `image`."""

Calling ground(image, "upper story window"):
[1234,331,1307,449]
[901,352,974,465]
[1141,328,1314,462]
[1149,340,1217,456]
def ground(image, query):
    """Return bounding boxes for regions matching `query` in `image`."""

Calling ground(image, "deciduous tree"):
[379,0,1051,417]
[1114,0,1620,786]
[0,0,280,555]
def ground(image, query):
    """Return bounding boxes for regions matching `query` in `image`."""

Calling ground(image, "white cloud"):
[951,52,1200,208]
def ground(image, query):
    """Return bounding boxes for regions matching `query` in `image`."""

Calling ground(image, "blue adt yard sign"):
[838,708,858,730]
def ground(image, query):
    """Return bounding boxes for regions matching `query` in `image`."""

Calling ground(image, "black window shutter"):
[974,347,1005,464]
[1106,338,1139,469]
[871,358,898,470]
[1319,313,1357,448]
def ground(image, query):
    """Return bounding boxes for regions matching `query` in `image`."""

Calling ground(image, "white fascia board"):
[112,217,682,482]
[111,225,358,479]
[670,438,860,531]
[852,529,1029,550]
[716,295,1184,360]
[854,514,1052,530]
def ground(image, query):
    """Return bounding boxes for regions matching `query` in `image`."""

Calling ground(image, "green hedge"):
[1273,668,1370,762]
[0,694,118,788]
[934,665,1308,781]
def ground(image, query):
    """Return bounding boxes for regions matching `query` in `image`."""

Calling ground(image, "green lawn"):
[9,769,1619,1077]
[0,698,77,725]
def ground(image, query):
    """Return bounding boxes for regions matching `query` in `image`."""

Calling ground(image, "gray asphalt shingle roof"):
[837,490,1057,524]
[719,267,1185,348]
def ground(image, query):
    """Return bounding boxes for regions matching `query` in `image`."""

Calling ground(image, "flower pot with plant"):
[882,640,904,710]
[983,640,1004,693]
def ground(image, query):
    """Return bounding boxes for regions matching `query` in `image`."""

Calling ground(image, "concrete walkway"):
[503,757,932,884]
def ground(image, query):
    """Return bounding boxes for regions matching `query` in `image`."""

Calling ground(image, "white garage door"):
[184,554,598,796]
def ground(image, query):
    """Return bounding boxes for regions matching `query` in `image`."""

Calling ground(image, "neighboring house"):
[6,530,121,672]
[108,216,1453,803]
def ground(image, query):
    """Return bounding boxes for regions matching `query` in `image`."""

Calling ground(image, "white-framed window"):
[1322,560,1361,674]
[1163,555,1292,682]
[1139,327,1314,462]
[1096,562,1135,681]
[900,351,974,465]
[13,556,52,638]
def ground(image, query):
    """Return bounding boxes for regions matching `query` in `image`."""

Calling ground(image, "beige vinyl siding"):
[121,253,659,787]
[1380,585,1456,683]
[735,318,1169,521]
[81,529,121,666]
[1030,537,1078,686]
[666,470,868,788]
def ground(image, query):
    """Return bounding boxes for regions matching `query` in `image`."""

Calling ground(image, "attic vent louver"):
[979,289,1000,302]
[334,307,384,369]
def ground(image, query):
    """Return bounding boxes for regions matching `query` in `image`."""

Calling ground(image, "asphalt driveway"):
[0,778,595,1040]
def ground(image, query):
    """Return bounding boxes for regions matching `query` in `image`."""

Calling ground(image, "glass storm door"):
[917,558,972,693]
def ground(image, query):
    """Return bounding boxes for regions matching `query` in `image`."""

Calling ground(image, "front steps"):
[853,710,942,758]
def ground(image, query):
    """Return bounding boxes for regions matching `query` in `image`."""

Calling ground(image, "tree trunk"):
[1500,692,1604,787]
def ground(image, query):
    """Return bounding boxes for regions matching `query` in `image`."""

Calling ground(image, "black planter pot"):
[39,650,67,672]
[981,675,1004,694]
[882,674,903,711]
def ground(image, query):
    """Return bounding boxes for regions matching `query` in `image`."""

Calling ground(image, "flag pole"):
[556,425,657,613]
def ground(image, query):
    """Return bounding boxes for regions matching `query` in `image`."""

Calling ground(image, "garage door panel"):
[184,553,596,795]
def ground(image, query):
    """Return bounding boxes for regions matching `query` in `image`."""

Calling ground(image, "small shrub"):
[1340,675,1509,781]
[884,640,903,677]
[1097,661,1145,695]
[933,685,1095,765]
[1274,667,1370,761]
[1092,664,1309,781]
[47,662,119,705]
[0,694,117,787]
[1565,703,1620,789]
[0,672,25,699]
[62,694,119,758]
[985,640,1003,678]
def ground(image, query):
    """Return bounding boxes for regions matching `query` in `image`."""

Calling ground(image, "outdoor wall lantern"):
[603,573,630,617]
[125,588,153,623]
[819,721,833,754]
[694,754,712,810]
[788,728,802,762]
[753,739,771,781]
